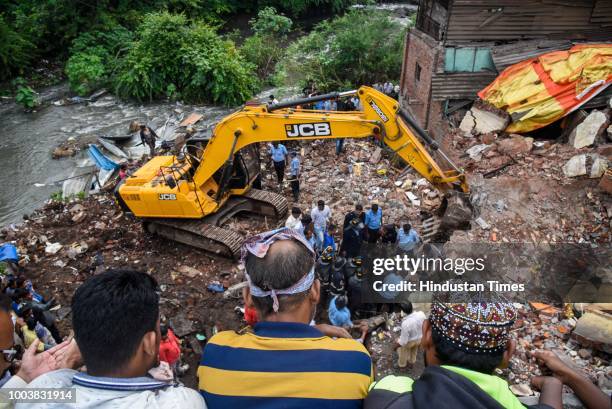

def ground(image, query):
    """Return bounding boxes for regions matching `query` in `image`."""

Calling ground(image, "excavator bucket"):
[421,191,473,242]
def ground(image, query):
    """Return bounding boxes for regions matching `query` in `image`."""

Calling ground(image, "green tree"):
[0,14,34,80]
[249,6,292,35]
[275,10,406,91]
[241,7,292,83]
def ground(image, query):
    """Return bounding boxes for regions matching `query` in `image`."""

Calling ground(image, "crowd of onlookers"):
[1,254,609,409]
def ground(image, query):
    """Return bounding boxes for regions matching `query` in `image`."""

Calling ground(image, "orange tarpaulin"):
[478,44,612,133]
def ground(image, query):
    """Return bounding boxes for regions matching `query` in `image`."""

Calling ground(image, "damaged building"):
[399,0,612,141]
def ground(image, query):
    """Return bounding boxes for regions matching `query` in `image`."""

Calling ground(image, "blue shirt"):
[328,296,353,327]
[364,208,383,230]
[290,157,300,176]
[323,232,336,253]
[397,228,419,251]
[270,144,288,162]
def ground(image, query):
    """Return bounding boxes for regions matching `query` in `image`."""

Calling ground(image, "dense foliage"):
[0,15,33,80]
[113,12,258,105]
[259,0,354,15]
[0,0,356,82]
[65,26,133,95]
[275,10,406,91]
[0,0,373,104]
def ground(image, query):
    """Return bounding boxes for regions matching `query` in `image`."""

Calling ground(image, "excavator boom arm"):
[192,86,468,194]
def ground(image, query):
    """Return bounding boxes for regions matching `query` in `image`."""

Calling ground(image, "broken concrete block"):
[608,124,612,142]
[466,144,490,161]
[404,191,420,206]
[177,265,202,278]
[462,106,510,135]
[497,135,533,156]
[474,217,490,230]
[590,155,608,178]
[563,153,608,178]
[568,110,608,149]
[45,242,63,255]
[370,147,382,164]
[563,154,587,177]
[459,110,476,137]
[572,310,612,353]
[69,204,85,213]
[71,211,86,223]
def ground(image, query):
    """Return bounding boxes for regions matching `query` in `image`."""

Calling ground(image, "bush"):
[66,49,107,95]
[114,12,259,105]
[250,7,292,36]
[241,35,285,83]
[13,78,38,110]
[275,10,406,91]
[65,26,133,95]
[241,7,291,83]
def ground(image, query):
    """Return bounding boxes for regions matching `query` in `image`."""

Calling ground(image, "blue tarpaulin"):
[88,144,120,171]
[0,243,18,263]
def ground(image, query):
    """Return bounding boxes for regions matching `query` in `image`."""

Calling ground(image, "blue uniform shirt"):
[328,296,353,327]
[270,144,288,163]
[365,208,383,230]
[397,228,419,251]
[290,157,300,176]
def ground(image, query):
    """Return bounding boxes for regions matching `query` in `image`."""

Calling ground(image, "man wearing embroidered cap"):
[199,227,373,409]
[365,296,563,409]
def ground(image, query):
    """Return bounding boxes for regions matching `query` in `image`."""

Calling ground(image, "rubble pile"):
[505,303,612,396]
[1,92,610,393]
[447,101,611,245]
[261,139,443,229]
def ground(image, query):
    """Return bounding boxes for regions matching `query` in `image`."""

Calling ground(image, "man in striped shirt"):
[198,228,373,409]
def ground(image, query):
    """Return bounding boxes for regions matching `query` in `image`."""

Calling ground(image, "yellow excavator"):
[116,86,471,258]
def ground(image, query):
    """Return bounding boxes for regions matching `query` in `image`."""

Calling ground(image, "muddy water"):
[0,84,235,227]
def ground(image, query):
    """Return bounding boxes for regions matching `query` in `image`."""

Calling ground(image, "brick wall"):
[427,100,449,142]
[400,29,441,134]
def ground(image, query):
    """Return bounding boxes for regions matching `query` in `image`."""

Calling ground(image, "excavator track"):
[144,189,288,259]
